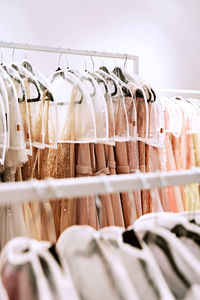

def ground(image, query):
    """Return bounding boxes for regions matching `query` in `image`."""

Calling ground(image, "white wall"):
[0,0,199,89]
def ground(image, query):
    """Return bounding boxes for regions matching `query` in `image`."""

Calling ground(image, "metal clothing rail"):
[156,88,200,95]
[0,168,200,206]
[0,41,139,74]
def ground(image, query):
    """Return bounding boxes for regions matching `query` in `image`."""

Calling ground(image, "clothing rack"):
[0,41,139,74]
[0,168,200,206]
[156,88,200,95]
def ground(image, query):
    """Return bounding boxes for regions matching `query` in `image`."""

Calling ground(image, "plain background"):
[0,0,199,90]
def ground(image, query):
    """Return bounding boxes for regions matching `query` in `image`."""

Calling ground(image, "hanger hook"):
[58,48,63,68]
[64,56,69,69]
[12,47,15,62]
[90,56,95,69]
[84,58,88,71]
[124,54,128,69]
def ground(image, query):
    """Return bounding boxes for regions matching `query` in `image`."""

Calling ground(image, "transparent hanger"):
[22,58,58,149]
[111,72,137,140]
[50,68,96,143]
[88,71,115,145]
[97,69,129,142]
[146,92,165,148]
[12,47,15,63]
[0,66,26,152]
[65,56,96,98]
[90,56,95,70]
[71,68,109,144]
[162,97,183,138]
[125,74,149,142]
[4,65,32,155]
[9,63,45,149]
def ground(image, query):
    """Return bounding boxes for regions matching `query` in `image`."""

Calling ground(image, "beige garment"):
[93,143,115,228]
[138,141,151,215]
[114,142,134,228]
[22,90,56,242]
[15,166,32,237]
[74,143,98,229]
[126,140,142,218]
[104,145,125,227]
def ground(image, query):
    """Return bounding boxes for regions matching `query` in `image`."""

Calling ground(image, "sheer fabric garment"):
[57,226,140,300]
[0,168,27,251]
[13,64,45,149]
[5,65,32,156]
[172,105,200,211]
[0,237,79,300]
[22,91,56,242]
[70,70,109,144]
[50,71,96,143]
[0,66,27,167]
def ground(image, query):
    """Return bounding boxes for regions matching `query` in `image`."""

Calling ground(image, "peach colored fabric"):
[93,143,115,227]
[104,144,125,227]
[114,142,133,227]
[146,145,164,212]
[75,143,98,229]
[126,140,142,218]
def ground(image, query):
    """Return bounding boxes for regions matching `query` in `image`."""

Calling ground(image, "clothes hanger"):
[89,70,108,97]
[68,69,96,98]
[56,48,63,72]
[21,48,54,102]
[11,62,41,103]
[112,56,132,97]
[53,52,95,102]
[22,59,54,102]
[0,50,3,66]
[66,56,96,98]
[51,70,84,104]
[134,217,200,298]
[51,65,85,104]
[0,48,25,103]
[99,66,118,96]
[3,65,26,103]
[97,69,121,101]
[100,225,175,300]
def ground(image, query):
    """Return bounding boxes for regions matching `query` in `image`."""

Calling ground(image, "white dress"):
[57,226,140,300]
[0,67,28,250]
[50,70,96,143]
[0,237,79,300]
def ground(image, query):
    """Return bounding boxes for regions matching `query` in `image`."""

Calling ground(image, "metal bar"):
[0,41,139,62]
[157,88,200,94]
[0,168,200,206]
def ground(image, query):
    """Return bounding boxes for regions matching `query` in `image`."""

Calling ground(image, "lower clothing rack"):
[0,168,200,206]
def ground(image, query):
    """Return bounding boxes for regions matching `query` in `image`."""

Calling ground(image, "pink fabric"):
[75,143,98,229]
[104,145,125,227]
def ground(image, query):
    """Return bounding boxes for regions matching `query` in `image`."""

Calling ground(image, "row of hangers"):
[0,45,165,163]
